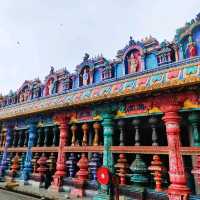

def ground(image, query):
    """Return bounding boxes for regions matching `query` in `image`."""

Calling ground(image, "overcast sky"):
[0,0,200,95]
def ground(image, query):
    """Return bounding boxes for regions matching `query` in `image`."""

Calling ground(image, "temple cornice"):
[0,57,200,120]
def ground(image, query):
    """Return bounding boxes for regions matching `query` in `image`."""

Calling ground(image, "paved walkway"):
[0,189,39,200]
[0,181,92,200]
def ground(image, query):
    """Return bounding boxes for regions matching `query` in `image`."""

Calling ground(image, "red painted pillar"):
[162,103,190,200]
[51,113,69,192]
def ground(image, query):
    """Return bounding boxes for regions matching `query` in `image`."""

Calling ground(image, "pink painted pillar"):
[161,103,190,200]
[51,113,69,192]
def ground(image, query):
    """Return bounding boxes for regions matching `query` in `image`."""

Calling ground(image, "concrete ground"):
[0,181,93,200]
[0,188,40,200]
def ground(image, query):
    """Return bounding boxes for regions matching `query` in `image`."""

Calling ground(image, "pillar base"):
[70,178,86,198]
[168,184,190,200]
[49,185,64,192]
[50,175,64,192]
[93,192,113,200]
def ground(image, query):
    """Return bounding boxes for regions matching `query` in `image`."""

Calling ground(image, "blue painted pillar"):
[0,126,12,181]
[23,121,37,184]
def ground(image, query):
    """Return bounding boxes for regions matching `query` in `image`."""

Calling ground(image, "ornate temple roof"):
[175,12,200,42]
[0,12,200,119]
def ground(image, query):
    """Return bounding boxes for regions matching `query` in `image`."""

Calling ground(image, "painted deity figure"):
[128,52,141,74]
[45,78,55,96]
[49,79,54,95]
[45,81,50,96]
[32,86,40,98]
[128,53,137,73]
[19,92,25,102]
[187,35,197,58]
[24,88,31,101]
[82,68,89,86]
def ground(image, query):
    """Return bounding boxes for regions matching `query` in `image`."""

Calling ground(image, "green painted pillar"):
[93,112,114,200]
[188,112,200,193]
[188,112,200,146]
[102,113,114,173]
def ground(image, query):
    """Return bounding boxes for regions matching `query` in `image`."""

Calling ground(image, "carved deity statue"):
[45,78,55,96]
[24,88,31,101]
[187,35,197,58]
[128,53,139,73]
[32,86,41,98]
[82,68,89,86]
[19,93,24,102]
[49,79,54,95]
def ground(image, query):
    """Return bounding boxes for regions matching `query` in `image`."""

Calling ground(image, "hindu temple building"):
[1,12,200,200]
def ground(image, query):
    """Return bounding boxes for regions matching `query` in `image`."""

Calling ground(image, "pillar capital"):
[154,94,181,113]
[188,112,200,124]
[53,113,70,123]
[53,113,70,128]
[93,103,117,120]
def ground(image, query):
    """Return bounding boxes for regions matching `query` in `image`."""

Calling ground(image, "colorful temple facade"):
[1,13,200,200]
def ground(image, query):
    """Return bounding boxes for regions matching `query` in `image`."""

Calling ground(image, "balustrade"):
[115,119,129,185]
[0,110,199,200]
[130,118,149,186]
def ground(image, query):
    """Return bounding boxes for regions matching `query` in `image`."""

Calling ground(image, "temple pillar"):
[89,122,102,183]
[44,126,49,147]
[0,126,12,181]
[130,118,148,187]
[70,123,89,197]
[66,124,78,179]
[189,112,200,193]
[23,129,29,147]
[51,113,69,192]
[93,112,114,200]
[115,119,129,185]
[36,127,43,147]
[52,125,59,146]
[37,152,48,188]
[10,153,20,182]
[23,121,37,184]
[188,112,200,146]
[31,152,40,181]
[19,152,26,179]
[12,129,17,147]
[162,103,190,200]
[148,116,167,192]
[17,130,23,147]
